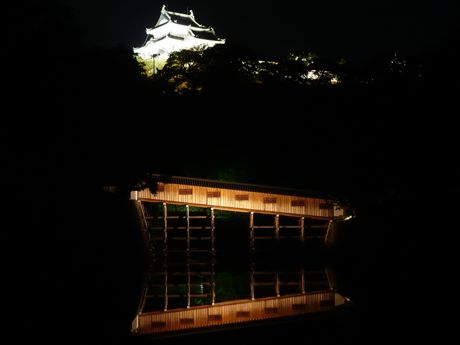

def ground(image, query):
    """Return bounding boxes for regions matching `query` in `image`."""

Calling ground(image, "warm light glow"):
[330,77,340,85]
[136,291,344,335]
[307,70,320,80]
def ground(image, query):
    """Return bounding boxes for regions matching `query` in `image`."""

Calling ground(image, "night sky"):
[62,0,458,58]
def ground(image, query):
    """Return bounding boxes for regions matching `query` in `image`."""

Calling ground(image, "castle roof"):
[191,29,218,41]
[157,5,204,29]
[134,5,225,62]
[168,13,200,27]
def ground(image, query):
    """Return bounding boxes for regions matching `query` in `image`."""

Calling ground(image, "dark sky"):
[61,0,458,58]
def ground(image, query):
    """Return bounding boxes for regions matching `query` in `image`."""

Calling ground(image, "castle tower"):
[134,5,225,72]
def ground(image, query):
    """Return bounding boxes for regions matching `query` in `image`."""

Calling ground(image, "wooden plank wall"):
[137,291,337,335]
[137,183,342,219]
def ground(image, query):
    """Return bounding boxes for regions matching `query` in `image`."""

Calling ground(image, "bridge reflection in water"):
[132,256,349,335]
[131,176,351,336]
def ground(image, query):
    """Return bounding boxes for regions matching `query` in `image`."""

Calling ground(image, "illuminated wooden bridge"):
[129,175,352,335]
[131,174,352,252]
[133,290,347,335]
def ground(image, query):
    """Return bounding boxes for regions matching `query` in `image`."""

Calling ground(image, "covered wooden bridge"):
[129,175,352,336]
[131,175,349,220]
[131,175,352,252]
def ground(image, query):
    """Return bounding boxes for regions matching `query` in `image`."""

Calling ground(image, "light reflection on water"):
[133,251,349,335]
[142,258,333,313]
[133,207,350,335]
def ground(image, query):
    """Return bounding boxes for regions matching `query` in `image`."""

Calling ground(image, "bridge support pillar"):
[300,269,305,294]
[131,314,139,333]
[275,215,280,242]
[325,266,334,291]
[187,263,191,309]
[186,205,190,256]
[211,208,215,255]
[211,260,216,305]
[164,263,168,311]
[250,262,255,300]
[325,220,336,247]
[163,203,168,254]
[249,212,255,251]
[300,217,305,243]
[275,271,281,298]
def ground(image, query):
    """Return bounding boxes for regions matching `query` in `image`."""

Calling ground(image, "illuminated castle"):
[134,5,225,72]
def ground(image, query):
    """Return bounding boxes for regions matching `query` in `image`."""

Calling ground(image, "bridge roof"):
[149,174,335,200]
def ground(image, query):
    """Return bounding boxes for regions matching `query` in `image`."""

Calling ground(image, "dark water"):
[141,256,335,313]
[128,203,438,344]
[128,206,357,343]
[139,206,338,313]
[12,192,436,345]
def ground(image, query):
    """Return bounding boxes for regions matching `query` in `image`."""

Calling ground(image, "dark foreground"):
[6,191,440,345]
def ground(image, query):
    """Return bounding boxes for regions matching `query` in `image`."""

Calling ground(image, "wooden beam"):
[153,216,209,220]
[249,212,255,251]
[151,226,213,230]
[169,237,212,241]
